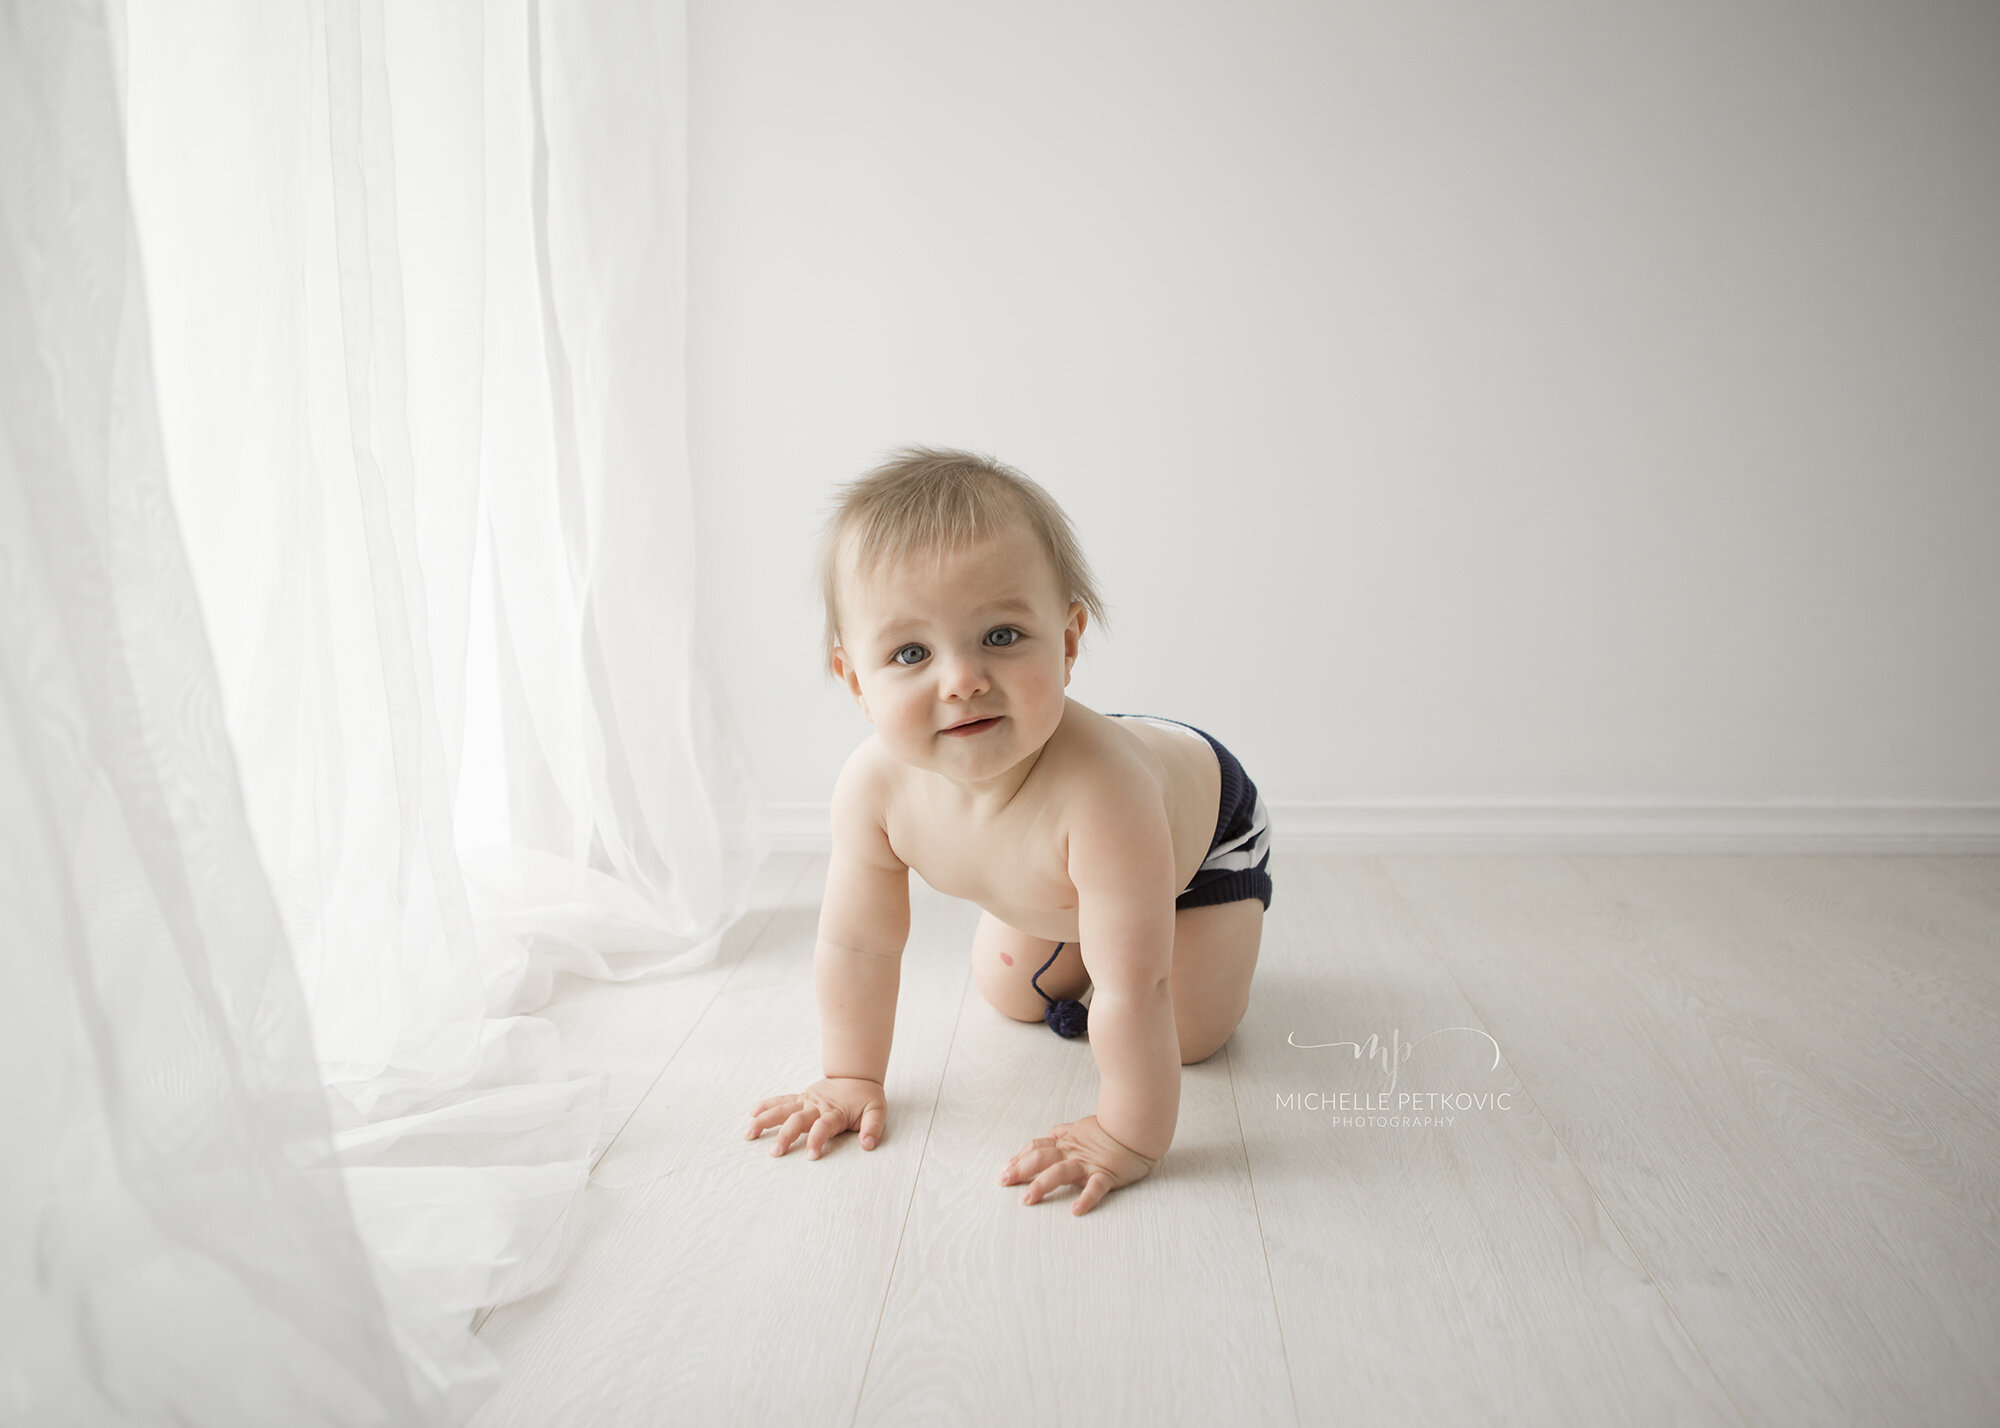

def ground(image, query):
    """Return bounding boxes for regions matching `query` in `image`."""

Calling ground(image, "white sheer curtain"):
[2,1,763,1422]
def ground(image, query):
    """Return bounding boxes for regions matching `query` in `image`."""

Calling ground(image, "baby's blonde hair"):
[815,445,1109,678]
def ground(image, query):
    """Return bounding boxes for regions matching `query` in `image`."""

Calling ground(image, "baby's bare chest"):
[894,800,1078,939]
[885,721,1220,942]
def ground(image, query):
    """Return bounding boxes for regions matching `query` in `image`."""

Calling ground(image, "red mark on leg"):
[999,952,1014,966]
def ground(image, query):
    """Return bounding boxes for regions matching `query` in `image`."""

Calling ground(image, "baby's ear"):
[830,646,871,713]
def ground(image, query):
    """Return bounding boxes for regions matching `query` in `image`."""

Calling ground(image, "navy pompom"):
[1044,997,1089,1038]
[1031,941,1088,1039]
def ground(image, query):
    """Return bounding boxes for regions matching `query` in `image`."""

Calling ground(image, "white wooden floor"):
[469,853,2000,1427]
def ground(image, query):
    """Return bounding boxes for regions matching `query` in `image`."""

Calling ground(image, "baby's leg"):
[1168,898,1264,1063]
[971,911,1089,1023]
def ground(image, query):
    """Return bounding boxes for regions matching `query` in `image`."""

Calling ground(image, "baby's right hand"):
[745,1077,887,1159]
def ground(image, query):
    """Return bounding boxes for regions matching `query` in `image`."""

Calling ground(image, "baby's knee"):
[1179,1033,1228,1065]
[1176,1002,1244,1064]
[978,975,1048,1024]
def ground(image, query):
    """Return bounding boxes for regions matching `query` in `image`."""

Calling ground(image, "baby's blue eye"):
[891,629,1018,665]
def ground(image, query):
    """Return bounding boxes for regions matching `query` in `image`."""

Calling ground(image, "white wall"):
[686,1,2000,851]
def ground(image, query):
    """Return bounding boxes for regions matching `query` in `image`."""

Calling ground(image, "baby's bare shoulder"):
[830,736,905,871]
[1044,718,1168,829]
[1043,727,1176,899]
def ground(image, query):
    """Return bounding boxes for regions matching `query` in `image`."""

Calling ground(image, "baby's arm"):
[815,748,911,1083]
[1065,775,1182,1162]
[745,745,908,1157]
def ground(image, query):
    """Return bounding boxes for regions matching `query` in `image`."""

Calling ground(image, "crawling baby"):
[744,446,1273,1216]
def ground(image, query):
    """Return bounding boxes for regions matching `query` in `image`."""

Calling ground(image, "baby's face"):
[832,520,1085,785]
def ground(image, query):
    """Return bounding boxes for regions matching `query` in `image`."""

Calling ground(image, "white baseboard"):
[761,801,2000,855]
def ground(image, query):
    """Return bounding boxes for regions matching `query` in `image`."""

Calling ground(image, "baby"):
[744,446,1272,1216]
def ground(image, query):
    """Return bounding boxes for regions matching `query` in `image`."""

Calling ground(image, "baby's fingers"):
[805,1110,857,1159]
[771,1108,817,1156]
[858,1103,886,1150]
[1002,1145,1065,1189]
[1006,1134,1057,1164]
[1017,1158,1085,1206]
[1070,1170,1115,1216]
[743,1097,796,1140]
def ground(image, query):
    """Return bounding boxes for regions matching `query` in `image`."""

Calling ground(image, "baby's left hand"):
[998,1114,1159,1216]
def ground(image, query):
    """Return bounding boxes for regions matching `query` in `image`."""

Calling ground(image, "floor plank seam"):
[1573,855,2000,1281]
[847,959,976,1428]
[583,852,820,1181]
[471,853,817,1338]
[1711,996,2000,1264]
[1423,854,1754,1427]
[1677,867,2000,1258]
[1225,1035,1307,1428]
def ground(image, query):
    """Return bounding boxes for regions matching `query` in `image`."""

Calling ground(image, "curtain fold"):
[0,4,425,1421]
[3,0,763,1421]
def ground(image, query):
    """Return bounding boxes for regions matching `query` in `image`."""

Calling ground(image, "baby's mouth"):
[942,716,1001,735]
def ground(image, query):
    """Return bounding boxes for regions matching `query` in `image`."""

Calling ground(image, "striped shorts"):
[1106,713,1274,912]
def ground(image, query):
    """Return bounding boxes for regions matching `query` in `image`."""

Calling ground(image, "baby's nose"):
[937,653,989,696]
